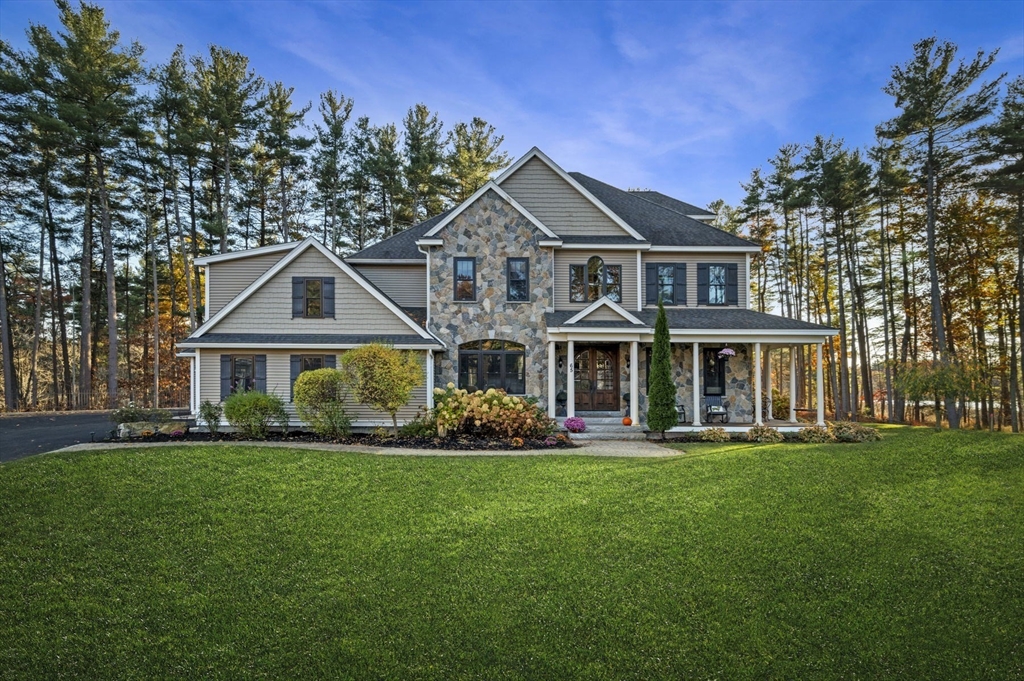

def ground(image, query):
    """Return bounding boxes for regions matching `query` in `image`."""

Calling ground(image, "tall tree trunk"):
[0,228,18,411]
[169,154,195,331]
[95,153,118,409]
[29,210,45,408]
[924,134,958,428]
[79,156,93,408]
[46,190,73,408]
[221,142,232,253]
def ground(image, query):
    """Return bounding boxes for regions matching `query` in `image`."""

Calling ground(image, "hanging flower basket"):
[718,348,736,358]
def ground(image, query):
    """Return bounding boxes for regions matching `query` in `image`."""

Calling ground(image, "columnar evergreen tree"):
[647,299,677,438]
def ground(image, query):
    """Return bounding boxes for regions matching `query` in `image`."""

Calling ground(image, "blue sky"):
[3,0,1022,207]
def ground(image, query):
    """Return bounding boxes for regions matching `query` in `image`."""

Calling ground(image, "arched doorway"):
[574,345,619,411]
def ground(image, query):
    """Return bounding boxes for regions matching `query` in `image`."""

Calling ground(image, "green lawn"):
[1,428,1021,679]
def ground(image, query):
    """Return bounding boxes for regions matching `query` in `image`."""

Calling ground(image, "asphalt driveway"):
[0,412,115,463]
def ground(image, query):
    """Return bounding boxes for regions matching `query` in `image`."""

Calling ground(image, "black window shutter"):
[726,264,739,305]
[674,263,687,306]
[292,277,305,317]
[290,355,301,401]
[324,354,337,369]
[255,355,267,393]
[645,263,657,304]
[697,264,709,305]
[323,277,335,318]
[220,355,232,400]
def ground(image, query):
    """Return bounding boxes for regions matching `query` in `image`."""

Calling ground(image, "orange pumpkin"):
[622,416,633,426]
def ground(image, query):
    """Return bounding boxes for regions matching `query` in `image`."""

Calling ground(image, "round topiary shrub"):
[223,390,288,439]
[293,368,352,439]
[699,427,730,442]
[747,425,784,444]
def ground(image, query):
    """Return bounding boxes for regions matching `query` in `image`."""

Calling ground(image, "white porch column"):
[764,345,772,421]
[547,341,557,418]
[754,342,763,425]
[789,346,798,423]
[630,341,639,425]
[816,342,826,426]
[426,350,435,409]
[567,339,575,418]
[692,341,701,427]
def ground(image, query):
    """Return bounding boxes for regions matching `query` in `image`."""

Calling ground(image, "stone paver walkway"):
[47,438,679,458]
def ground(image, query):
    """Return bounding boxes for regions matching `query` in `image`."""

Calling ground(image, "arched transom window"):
[458,340,526,394]
[569,256,622,303]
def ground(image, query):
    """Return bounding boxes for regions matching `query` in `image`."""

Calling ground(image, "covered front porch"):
[544,303,837,433]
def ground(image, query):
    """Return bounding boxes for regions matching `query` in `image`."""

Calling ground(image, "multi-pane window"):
[657,265,674,304]
[507,258,529,302]
[231,355,255,394]
[708,265,727,305]
[454,258,476,301]
[304,278,323,318]
[458,340,526,394]
[570,257,621,303]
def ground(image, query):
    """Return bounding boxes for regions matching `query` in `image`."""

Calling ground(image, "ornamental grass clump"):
[747,425,784,444]
[432,384,555,439]
[223,390,288,439]
[829,421,882,443]
[699,427,730,442]
[293,368,351,439]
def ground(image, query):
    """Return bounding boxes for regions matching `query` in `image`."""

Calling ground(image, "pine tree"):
[647,299,677,438]
[878,37,1004,429]
[445,118,510,203]
[263,81,311,241]
[311,90,352,251]
[402,103,447,221]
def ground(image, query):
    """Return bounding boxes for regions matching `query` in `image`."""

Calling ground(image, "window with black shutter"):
[645,262,686,305]
[292,276,334,318]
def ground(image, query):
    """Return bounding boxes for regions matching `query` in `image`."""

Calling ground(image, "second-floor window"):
[507,258,529,302]
[304,278,323,317]
[570,256,621,303]
[454,258,476,301]
[708,265,726,305]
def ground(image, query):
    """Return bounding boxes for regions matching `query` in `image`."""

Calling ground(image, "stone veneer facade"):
[428,190,554,409]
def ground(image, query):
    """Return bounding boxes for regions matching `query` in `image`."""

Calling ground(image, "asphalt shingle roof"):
[628,191,715,217]
[545,308,836,332]
[569,173,754,248]
[345,210,452,261]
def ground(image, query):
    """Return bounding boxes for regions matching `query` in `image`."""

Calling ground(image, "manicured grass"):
[1,428,1021,679]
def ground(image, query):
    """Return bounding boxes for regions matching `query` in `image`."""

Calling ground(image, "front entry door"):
[574,346,619,411]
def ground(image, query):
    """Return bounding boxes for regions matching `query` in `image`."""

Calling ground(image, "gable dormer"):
[497,148,645,240]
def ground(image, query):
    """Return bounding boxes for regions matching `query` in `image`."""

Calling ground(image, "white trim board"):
[564,297,645,326]
[494,147,648,242]
[195,241,297,265]
[422,182,559,240]
[191,237,434,341]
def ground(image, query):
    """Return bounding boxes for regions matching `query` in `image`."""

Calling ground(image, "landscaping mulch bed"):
[105,429,577,451]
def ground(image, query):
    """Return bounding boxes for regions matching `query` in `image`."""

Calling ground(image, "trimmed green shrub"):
[798,425,835,443]
[223,390,288,439]
[399,409,437,438]
[433,384,556,439]
[829,421,882,442]
[293,368,352,439]
[110,406,172,424]
[747,425,784,443]
[699,427,731,442]
[199,400,223,435]
[343,343,423,437]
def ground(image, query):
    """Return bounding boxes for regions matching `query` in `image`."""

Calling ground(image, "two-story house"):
[178,147,836,432]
